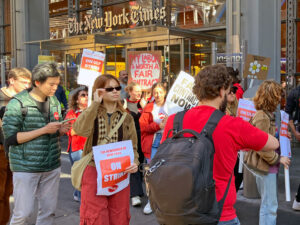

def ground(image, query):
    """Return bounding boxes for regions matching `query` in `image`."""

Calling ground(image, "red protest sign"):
[100,156,131,188]
[128,51,162,90]
[81,56,104,72]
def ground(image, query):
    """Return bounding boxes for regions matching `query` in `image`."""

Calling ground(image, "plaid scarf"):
[97,112,121,145]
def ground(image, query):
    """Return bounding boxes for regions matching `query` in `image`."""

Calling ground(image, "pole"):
[284,168,291,201]
[1,58,5,87]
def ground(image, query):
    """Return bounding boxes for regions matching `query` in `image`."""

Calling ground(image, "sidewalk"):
[9,138,300,225]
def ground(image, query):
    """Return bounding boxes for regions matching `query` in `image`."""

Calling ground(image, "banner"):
[92,140,134,196]
[128,51,162,90]
[78,49,105,86]
[236,99,256,122]
[165,71,199,115]
[280,110,292,158]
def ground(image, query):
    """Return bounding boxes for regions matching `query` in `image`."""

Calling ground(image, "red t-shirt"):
[161,106,268,222]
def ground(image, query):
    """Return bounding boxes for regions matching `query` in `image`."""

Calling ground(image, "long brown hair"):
[253,80,282,112]
[92,74,126,112]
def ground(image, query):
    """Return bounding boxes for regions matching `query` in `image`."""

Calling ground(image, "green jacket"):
[2,89,62,172]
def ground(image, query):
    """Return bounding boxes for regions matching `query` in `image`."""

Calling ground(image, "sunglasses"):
[230,88,237,94]
[105,86,122,92]
[79,93,88,97]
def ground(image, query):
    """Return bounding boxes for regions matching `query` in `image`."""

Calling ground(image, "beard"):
[219,94,228,113]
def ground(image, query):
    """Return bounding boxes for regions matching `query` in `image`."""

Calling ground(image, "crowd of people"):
[0,62,299,225]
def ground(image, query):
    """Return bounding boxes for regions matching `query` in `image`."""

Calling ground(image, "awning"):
[25,25,225,51]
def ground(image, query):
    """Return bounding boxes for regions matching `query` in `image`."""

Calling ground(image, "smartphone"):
[60,118,76,124]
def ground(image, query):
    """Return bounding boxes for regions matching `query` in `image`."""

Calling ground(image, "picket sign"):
[236,99,257,173]
[165,71,199,115]
[236,99,256,122]
[280,110,292,202]
[92,140,134,196]
[77,49,105,106]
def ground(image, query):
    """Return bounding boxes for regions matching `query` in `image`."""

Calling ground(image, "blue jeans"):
[256,173,278,225]
[69,148,83,202]
[218,217,241,225]
[150,133,162,160]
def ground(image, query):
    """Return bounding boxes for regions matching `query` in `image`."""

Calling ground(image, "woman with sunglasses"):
[226,86,238,116]
[225,85,244,193]
[65,86,88,202]
[73,74,139,225]
[139,82,168,214]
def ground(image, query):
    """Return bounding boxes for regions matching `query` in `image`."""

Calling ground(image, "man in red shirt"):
[161,64,279,225]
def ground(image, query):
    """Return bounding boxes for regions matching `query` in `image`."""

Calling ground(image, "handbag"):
[71,112,127,191]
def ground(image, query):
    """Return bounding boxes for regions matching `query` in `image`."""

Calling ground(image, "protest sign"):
[78,49,105,106]
[279,111,292,202]
[92,140,134,196]
[243,54,271,80]
[237,99,256,173]
[165,71,199,115]
[236,99,256,122]
[78,49,105,86]
[280,110,292,157]
[128,51,162,90]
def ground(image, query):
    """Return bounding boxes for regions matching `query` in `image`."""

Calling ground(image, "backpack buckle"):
[146,159,165,176]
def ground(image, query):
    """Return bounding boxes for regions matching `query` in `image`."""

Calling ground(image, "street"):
[9,136,300,225]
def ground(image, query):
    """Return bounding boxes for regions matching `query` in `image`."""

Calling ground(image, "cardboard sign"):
[128,51,162,90]
[243,54,271,80]
[280,111,292,158]
[78,49,105,86]
[237,99,256,122]
[165,71,199,115]
[92,140,134,196]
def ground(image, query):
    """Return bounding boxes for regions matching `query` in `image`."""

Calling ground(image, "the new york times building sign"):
[68,7,166,35]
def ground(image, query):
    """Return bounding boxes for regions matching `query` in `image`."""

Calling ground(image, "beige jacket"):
[244,110,279,173]
[73,101,139,166]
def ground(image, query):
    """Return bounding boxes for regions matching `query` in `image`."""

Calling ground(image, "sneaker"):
[292,199,300,211]
[131,196,141,207]
[73,195,80,202]
[143,201,152,215]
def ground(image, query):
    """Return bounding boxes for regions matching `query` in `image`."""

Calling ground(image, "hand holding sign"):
[280,156,291,169]
[124,163,138,173]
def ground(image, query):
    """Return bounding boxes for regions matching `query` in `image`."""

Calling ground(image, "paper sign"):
[243,54,271,80]
[165,71,199,115]
[78,49,105,86]
[280,111,292,158]
[128,51,162,90]
[236,99,256,122]
[92,140,134,196]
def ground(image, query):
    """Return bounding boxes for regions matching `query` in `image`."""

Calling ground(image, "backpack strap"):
[173,110,188,134]
[201,109,224,140]
[12,97,28,121]
[217,174,233,218]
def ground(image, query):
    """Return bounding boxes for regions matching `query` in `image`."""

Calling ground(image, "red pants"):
[80,165,130,225]
[0,146,13,225]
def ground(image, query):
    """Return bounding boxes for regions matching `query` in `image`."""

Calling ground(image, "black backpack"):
[146,109,232,225]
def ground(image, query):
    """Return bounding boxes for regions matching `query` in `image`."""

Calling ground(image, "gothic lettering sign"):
[68,7,166,35]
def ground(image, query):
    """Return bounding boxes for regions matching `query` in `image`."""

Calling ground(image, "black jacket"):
[285,86,300,122]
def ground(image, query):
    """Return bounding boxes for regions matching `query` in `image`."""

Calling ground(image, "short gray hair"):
[31,62,61,87]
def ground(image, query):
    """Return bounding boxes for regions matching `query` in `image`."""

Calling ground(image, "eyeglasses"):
[105,86,122,92]
[79,93,88,97]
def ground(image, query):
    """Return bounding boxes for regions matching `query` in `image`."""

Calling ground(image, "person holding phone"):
[2,62,71,225]
[72,74,139,225]
[65,86,88,202]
